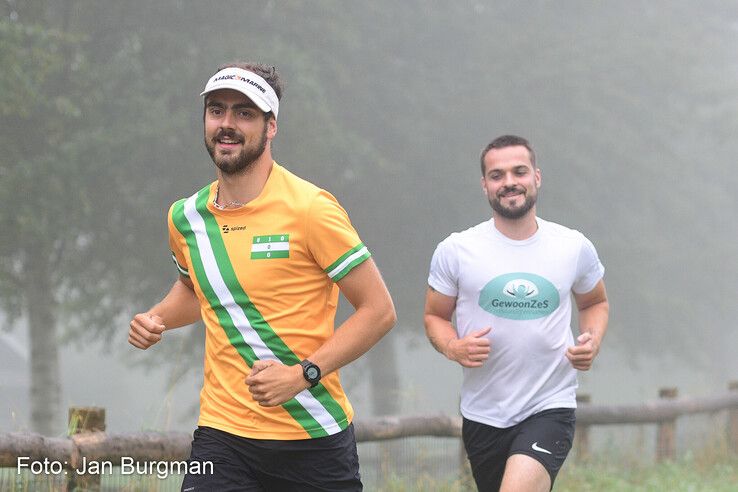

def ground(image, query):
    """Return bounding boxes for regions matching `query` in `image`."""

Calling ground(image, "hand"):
[446,327,491,368]
[128,313,165,350]
[245,360,310,407]
[566,332,599,370]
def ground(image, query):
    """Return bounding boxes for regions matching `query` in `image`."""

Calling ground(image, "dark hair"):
[204,62,283,121]
[480,135,536,175]
[215,62,283,100]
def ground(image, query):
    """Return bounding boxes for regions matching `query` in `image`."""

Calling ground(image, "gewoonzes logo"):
[478,272,559,320]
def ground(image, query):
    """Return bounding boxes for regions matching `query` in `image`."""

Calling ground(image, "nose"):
[220,109,236,129]
[502,171,516,187]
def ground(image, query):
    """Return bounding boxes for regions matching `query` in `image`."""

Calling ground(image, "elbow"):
[383,304,397,333]
[422,315,432,338]
[378,298,397,335]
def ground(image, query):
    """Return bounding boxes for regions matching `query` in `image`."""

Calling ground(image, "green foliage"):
[373,472,473,492]
[0,9,194,335]
[369,449,738,491]
[557,453,738,491]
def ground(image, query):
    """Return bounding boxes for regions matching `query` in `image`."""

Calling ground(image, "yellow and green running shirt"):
[167,162,371,440]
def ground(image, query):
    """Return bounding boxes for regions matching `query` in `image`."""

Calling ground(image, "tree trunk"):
[367,333,400,416]
[366,333,401,475]
[24,250,60,436]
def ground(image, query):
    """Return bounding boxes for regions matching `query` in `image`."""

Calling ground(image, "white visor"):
[200,68,279,119]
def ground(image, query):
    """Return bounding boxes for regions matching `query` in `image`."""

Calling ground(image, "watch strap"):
[299,359,321,388]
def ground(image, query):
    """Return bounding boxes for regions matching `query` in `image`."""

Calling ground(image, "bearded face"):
[205,123,268,175]
[488,183,537,219]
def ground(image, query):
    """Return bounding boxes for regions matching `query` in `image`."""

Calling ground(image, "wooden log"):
[0,432,72,465]
[353,414,462,441]
[575,394,591,461]
[67,407,105,492]
[575,392,738,425]
[729,381,738,454]
[656,388,678,462]
[1,387,738,468]
[73,432,193,463]
[0,431,193,468]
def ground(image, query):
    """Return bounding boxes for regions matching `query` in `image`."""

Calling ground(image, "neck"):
[215,151,273,207]
[492,210,538,240]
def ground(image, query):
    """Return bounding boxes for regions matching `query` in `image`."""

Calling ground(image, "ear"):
[480,176,487,193]
[267,117,278,139]
[535,167,541,189]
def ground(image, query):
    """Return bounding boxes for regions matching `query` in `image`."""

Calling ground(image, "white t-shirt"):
[428,217,604,428]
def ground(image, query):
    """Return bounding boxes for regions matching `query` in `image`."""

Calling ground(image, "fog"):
[2,0,738,459]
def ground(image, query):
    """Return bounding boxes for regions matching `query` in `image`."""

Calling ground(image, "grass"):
[2,434,737,491]
[555,430,738,491]
[0,469,184,492]
[2,454,736,491]
[556,453,738,491]
[369,441,738,492]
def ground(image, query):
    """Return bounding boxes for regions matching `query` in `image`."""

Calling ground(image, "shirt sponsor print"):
[478,272,559,320]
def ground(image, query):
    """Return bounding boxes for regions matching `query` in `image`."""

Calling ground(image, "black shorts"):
[462,408,575,492]
[180,425,362,492]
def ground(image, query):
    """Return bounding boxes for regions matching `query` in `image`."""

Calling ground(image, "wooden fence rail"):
[1,383,737,481]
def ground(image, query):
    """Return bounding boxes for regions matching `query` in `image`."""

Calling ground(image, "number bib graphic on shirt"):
[478,272,560,320]
[251,234,290,259]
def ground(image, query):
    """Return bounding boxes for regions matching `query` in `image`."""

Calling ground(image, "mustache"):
[214,128,244,142]
[497,185,525,197]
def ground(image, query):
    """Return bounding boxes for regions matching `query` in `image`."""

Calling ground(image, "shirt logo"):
[478,272,559,320]
[250,234,290,259]
[221,224,247,234]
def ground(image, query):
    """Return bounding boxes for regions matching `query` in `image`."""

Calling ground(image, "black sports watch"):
[299,360,321,388]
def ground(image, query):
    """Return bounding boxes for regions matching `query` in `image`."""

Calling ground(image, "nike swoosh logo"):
[531,442,552,455]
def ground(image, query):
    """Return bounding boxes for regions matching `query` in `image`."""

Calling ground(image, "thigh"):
[507,408,575,489]
[258,424,363,492]
[499,454,550,492]
[180,426,265,492]
[462,417,516,492]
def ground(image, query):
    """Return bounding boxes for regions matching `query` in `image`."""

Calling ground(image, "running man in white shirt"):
[424,135,609,492]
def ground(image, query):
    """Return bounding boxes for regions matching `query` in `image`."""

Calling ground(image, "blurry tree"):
[0,0,199,434]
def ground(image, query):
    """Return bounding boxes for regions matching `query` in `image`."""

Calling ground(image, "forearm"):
[578,301,609,349]
[245,259,395,406]
[148,278,201,330]
[246,304,395,407]
[424,314,457,358]
[309,300,396,376]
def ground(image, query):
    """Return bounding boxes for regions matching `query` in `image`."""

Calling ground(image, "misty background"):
[2,0,737,459]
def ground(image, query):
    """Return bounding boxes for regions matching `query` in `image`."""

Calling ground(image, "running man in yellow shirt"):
[128,62,396,491]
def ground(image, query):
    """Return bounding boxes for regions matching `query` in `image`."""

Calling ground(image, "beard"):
[205,124,268,176]
[489,186,537,219]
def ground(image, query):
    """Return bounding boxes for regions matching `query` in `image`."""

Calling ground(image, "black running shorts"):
[180,424,362,492]
[462,408,575,492]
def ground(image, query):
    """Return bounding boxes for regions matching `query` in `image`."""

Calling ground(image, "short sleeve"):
[428,237,459,297]
[168,200,190,278]
[307,190,371,282]
[572,234,604,294]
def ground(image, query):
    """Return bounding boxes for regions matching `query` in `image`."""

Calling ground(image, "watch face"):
[306,367,319,380]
